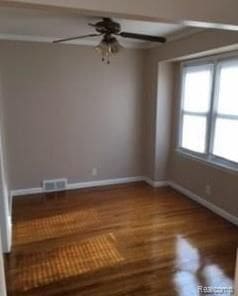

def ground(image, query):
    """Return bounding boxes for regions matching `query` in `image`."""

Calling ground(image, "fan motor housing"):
[95,18,121,34]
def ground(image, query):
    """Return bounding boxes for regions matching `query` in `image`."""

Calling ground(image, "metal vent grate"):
[43,179,67,192]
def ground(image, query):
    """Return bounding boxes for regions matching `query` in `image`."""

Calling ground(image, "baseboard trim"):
[11,176,170,197]
[144,177,168,188]
[168,181,238,226]
[67,176,145,191]
[11,187,43,197]
[11,176,146,197]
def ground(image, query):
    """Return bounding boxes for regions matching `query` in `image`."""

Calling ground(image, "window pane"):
[183,66,212,113]
[213,118,238,163]
[181,115,207,153]
[217,63,238,116]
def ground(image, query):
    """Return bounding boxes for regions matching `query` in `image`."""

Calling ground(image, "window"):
[180,64,213,153]
[178,56,238,169]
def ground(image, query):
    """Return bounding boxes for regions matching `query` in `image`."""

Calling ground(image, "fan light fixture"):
[53,18,166,64]
[96,35,121,64]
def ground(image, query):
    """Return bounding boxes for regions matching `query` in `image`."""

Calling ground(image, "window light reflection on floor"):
[174,235,234,296]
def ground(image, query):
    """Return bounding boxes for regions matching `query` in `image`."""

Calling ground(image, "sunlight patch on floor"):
[13,209,100,245]
[12,233,123,292]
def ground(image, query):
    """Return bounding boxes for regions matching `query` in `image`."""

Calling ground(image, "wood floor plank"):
[5,183,238,295]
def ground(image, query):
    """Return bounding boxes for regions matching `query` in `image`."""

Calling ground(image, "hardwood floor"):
[5,183,238,295]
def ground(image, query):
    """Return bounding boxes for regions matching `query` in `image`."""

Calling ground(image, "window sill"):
[176,148,238,175]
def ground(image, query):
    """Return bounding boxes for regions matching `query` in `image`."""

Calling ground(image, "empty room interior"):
[0,1,238,295]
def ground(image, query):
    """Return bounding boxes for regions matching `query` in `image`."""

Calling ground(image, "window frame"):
[177,53,238,172]
[178,63,214,156]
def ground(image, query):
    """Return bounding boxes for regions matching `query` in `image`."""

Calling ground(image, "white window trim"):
[178,63,214,156]
[177,52,238,173]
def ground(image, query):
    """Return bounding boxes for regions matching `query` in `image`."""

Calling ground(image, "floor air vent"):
[43,178,67,192]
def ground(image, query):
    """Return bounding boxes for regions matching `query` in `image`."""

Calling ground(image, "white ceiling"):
[0,6,199,48]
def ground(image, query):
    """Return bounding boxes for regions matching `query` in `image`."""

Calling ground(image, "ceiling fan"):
[53,18,166,64]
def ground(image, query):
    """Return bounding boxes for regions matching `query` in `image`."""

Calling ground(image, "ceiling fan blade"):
[53,33,101,44]
[120,32,166,43]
